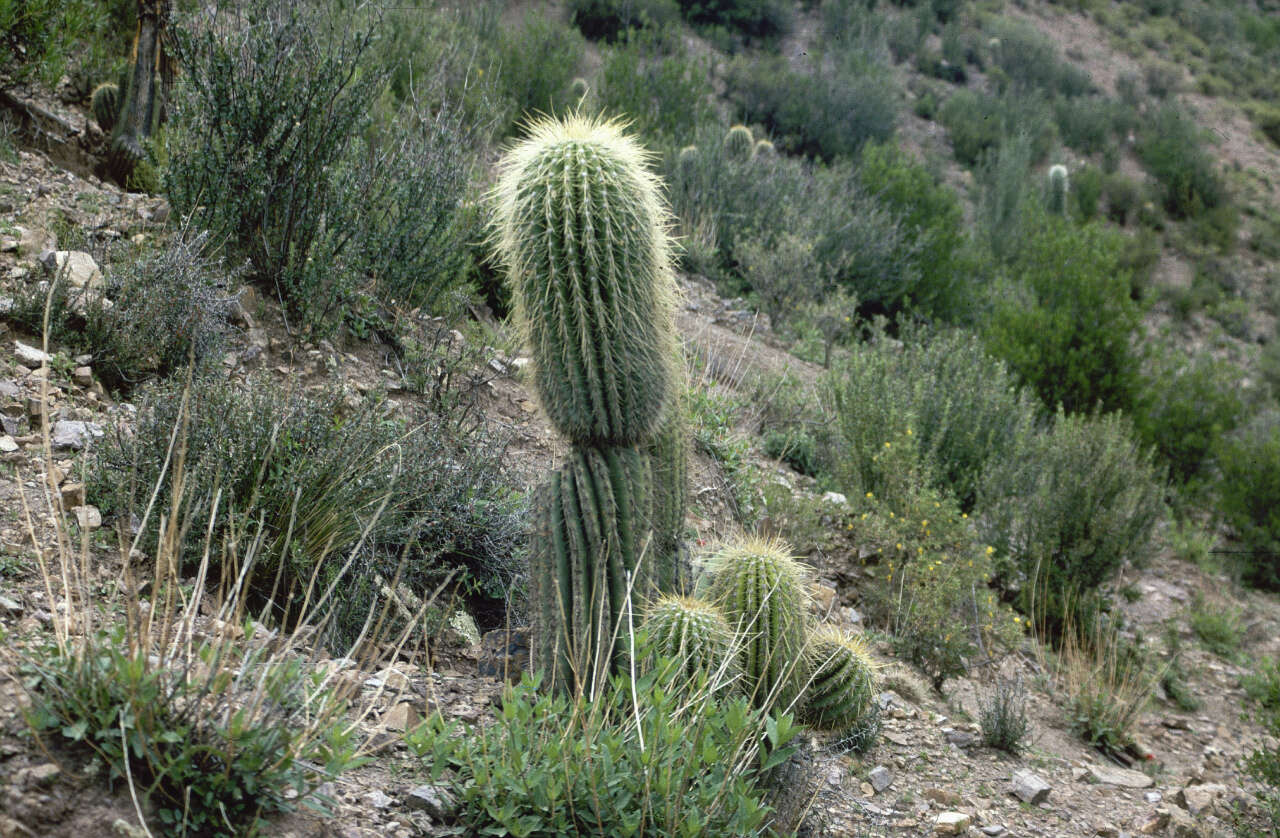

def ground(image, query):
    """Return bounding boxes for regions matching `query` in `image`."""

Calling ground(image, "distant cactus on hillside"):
[723,124,755,162]
[1048,164,1069,216]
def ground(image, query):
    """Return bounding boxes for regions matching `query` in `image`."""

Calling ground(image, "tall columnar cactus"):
[800,625,880,731]
[640,595,737,689]
[723,124,755,162]
[492,115,678,447]
[493,114,685,694]
[1048,164,1069,216]
[91,82,121,133]
[707,537,810,711]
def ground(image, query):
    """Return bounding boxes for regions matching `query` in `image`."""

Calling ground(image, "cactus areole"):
[491,115,679,448]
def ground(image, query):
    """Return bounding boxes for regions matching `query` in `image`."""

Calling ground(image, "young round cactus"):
[800,625,880,731]
[706,536,810,711]
[91,82,120,132]
[491,114,679,447]
[1048,164,1069,216]
[570,77,589,104]
[640,595,737,688]
[753,139,776,159]
[723,124,755,162]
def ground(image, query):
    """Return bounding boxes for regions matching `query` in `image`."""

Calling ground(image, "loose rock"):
[869,765,894,793]
[1011,768,1052,804]
[406,784,457,820]
[935,812,971,835]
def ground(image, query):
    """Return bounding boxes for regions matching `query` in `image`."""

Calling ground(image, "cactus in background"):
[570,77,589,104]
[109,0,175,186]
[707,537,810,711]
[91,83,120,132]
[640,595,737,689]
[1048,164,1069,216]
[492,114,678,447]
[493,114,685,694]
[723,124,755,162]
[753,139,776,159]
[800,625,880,731]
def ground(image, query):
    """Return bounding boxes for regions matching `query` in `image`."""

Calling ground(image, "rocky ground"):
[1,78,1279,838]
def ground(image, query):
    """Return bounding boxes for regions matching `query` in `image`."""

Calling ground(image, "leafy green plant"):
[707,537,811,712]
[980,409,1165,634]
[1243,657,1280,710]
[1136,105,1229,219]
[1159,623,1201,712]
[979,676,1031,753]
[407,670,797,837]
[672,0,792,41]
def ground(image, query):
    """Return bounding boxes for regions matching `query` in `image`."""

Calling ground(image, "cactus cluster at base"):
[707,537,811,711]
[640,595,738,688]
[800,625,880,731]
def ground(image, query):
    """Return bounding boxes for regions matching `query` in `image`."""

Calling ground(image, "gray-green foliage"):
[979,409,1165,628]
[597,29,713,143]
[707,537,810,712]
[825,324,1039,511]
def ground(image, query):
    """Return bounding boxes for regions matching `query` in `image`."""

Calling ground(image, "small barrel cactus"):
[570,77,589,103]
[753,139,776,159]
[491,114,679,447]
[707,536,810,711]
[640,595,737,689]
[1048,164,1069,216]
[723,124,755,162]
[91,82,120,132]
[800,625,880,731]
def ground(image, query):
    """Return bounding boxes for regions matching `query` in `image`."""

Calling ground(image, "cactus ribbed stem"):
[801,625,879,731]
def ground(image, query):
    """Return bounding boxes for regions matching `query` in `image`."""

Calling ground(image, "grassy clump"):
[1189,594,1244,659]
[979,677,1031,754]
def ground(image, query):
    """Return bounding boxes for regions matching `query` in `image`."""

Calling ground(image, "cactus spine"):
[92,83,120,133]
[640,595,737,689]
[800,625,879,731]
[1048,164,1069,216]
[723,124,755,162]
[707,537,810,711]
[493,114,685,694]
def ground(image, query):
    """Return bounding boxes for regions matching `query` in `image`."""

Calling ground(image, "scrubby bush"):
[979,409,1165,631]
[10,233,241,392]
[597,29,713,142]
[984,219,1145,415]
[985,19,1094,97]
[408,671,797,837]
[725,52,897,161]
[89,374,523,644]
[496,13,586,124]
[1137,104,1229,219]
[1060,620,1155,753]
[735,221,827,334]
[1215,417,1280,589]
[1134,352,1246,491]
[1072,164,1103,221]
[569,0,681,41]
[673,0,792,41]
[167,0,477,332]
[1190,594,1243,658]
[979,677,1031,753]
[826,325,1039,511]
[939,91,1057,168]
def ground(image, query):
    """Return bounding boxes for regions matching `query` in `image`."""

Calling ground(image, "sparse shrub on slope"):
[979,409,1165,634]
[1216,417,1280,590]
[597,28,713,143]
[1137,104,1229,220]
[569,0,681,41]
[496,13,586,126]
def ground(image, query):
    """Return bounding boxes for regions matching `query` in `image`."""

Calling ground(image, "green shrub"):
[975,133,1038,263]
[725,52,897,161]
[1189,594,1243,659]
[986,19,1094,97]
[857,142,974,321]
[1103,172,1144,225]
[0,0,110,85]
[673,0,792,41]
[1054,96,1131,156]
[826,325,1039,511]
[979,410,1165,631]
[597,28,713,143]
[979,677,1031,753]
[764,428,820,477]
[1134,352,1246,490]
[89,374,523,645]
[939,91,1058,168]
[1136,105,1228,219]
[1244,658,1280,710]
[24,624,358,838]
[569,0,681,40]
[497,13,586,125]
[735,222,827,335]
[407,671,797,837]
[983,219,1145,415]
[10,233,240,393]
[1072,164,1103,221]
[1215,418,1280,589]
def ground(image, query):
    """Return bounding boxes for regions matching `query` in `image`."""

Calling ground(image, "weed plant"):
[979,677,1031,753]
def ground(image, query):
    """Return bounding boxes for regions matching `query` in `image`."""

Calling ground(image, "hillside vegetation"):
[1,0,1280,835]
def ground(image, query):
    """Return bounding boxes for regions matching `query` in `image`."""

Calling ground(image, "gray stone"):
[0,594,22,616]
[1011,768,1052,804]
[0,379,18,399]
[822,491,848,505]
[72,366,93,387]
[365,789,394,809]
[868,765,893,793]
[41,250,102,288]
[1144,791,1162,803]
[406,784,457,820]
[1084,763,1154,789]
[1175,783,1227,816]
[51,420,103,450]
[981,827,1007,837]
[944,728,978,748]
[14,341,49,367]
[0,435,16,453]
